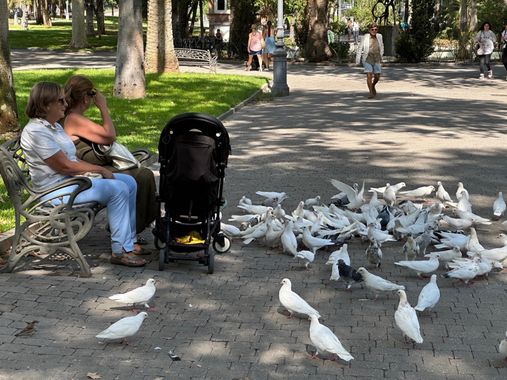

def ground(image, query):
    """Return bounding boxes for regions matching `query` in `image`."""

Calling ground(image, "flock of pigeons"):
[220,180,507,362]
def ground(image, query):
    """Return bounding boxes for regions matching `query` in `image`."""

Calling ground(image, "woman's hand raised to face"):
[93,90,108,111]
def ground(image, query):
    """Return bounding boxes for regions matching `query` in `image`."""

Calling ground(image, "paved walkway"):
[2,52,507,379]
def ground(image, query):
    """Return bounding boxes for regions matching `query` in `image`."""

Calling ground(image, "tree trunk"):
[0,0,18,132]
[304,0,332,62]
[70,0,88,48]
[146,0,179,73]
[35,0,43,24]
[42,0,52,26]
[172,0,193,45]
[85,0,95,35]
[114,0,146,99]
[96,0,106,35]
[469,0,477,32]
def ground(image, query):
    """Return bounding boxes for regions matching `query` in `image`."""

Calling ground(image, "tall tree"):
[304,0,332,62]
[114,0,145,99]
[230,0,257,59]
[70,0,88,47]
[85,0,95,35]
[0,0,18,132]
[146,0,179,73]
[95,0,106,35]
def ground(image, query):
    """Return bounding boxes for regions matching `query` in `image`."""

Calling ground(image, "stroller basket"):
[153,113,231,273]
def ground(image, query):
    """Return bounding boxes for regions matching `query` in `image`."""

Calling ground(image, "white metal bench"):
[174,48,217,73]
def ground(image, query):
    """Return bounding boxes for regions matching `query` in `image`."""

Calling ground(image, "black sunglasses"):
[370,28,378,31]
[57,97,66,105]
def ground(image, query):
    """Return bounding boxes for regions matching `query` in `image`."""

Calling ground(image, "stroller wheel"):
[213,234,231,254]
[159,248,165,271]
[207,249,215,274]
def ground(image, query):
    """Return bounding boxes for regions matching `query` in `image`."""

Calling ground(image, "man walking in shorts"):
[355,23,384,99]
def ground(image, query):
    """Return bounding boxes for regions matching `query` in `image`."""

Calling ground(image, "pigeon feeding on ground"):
[109,279,156,309]
[279,278,321,319]
[399,186,435,198]
[414,274,440,313]
[403,236,418,260]
[295,250,315,269]
[14,321,39,337]
[308,315,354,362]
[356,267,405,295]
[96,312,148,344]
[302,226,334,253]
[365,241,382,267]
[394,290,423,344]
[394,257,439,277]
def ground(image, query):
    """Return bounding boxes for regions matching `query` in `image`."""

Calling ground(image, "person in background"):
[215,29,223,59]
[500,22,507,80]
[346,18,353,41]
[263,21,276,71]
[63,75,157,251]
[352,19,360,44]
[474,21,496,79]
[246,24,263,71]
[355,23,384,99]
[20,82,145,267]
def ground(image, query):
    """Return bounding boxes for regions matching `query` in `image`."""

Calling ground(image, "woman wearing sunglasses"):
[355,23,384,99]
[20,82,146,267]
[63,75,157,251]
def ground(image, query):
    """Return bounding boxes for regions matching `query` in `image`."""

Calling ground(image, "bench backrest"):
[174,48,212,61]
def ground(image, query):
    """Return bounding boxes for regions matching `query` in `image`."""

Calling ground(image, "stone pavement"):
[2,56,507,379]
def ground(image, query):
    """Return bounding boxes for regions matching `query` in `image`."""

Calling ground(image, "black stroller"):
[153,113,231,273]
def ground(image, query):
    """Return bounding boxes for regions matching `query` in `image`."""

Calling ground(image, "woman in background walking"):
[474,21,496,79]
[263,21,276,71]
[246,24,263,71]
[501,22,507,80]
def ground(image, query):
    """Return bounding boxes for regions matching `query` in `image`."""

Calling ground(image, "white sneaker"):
[487,70,493,79]
[479,73,484,80]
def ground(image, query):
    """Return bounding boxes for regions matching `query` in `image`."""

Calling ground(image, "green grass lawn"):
[0,69,267,232]
[9,18,118,51]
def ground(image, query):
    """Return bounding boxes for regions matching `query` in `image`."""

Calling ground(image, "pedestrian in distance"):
[356,23,384,99]
[246,24,263,72]
[474,21,496,80]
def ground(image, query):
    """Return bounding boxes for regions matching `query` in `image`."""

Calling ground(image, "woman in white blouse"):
[474,21,496,79]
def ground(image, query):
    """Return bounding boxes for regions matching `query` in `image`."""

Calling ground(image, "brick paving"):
[2,62,507,379]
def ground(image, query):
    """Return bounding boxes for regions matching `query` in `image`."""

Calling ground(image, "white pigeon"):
[383,184,396,206]
[425,247,462,263]
[330,179,365,209]
[326,244,350,265]
[394,257,439,277]
[305,196,321,207]
[308,315,354,361]
[238,195,252,206]
[96,312,148,342]
[356,267,405,293]
[476,237,507,262]
[436,181,452,203]
[367,224,396,244]
[237,203,270,215]
[302,226,334,253]
[281,221,298,256]
[455,209,492,225]
[499,331,507,360]
[295,250,315,269]
[441,215,473,230]
[394,290,423,344]
[456,195,473,213]
[369,182,406,194]
[220,222,241,238]
[414,274,440,312]
[465,227,485,254]
[399,186,435,198]
[279,278,320,318]
[273,204,286,220]
[330,262,340,281]
[108,279,156,308]
[443,259,480,284]
[456,182,469,201]
[256,191,287,207]
[493,192,506,218]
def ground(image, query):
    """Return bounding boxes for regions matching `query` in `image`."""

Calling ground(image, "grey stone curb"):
[218,82,270,121]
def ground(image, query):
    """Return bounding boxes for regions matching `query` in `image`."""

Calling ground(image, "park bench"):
[0,137,150,277]
[174,48,218,73]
